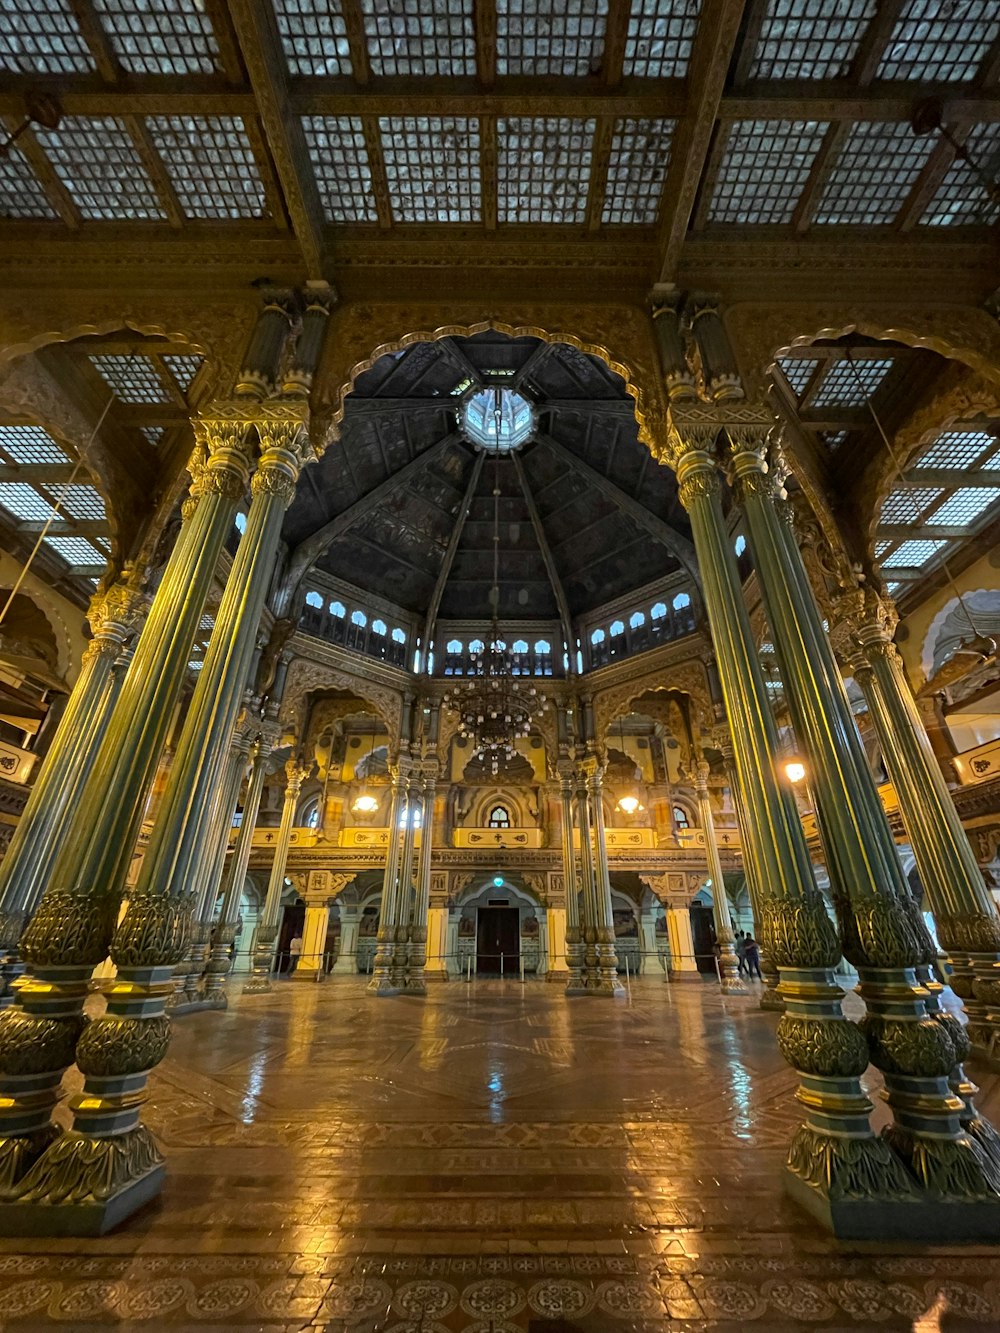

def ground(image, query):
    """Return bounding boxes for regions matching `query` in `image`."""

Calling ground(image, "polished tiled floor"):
[2,976,1000,1330]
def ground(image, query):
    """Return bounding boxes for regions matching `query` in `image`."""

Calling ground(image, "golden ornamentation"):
[840,896,925,971]
[882,1125,1000,1199]
[785,1126,919,1202]
[75,1015,171,1079]
[761,894,841,969]
[111,891,193,969]
[20,890,120,969]
[14,1124,163,1206]
[776,1015,869,1077]
[860,1014,956,1079]
[937,911,1000,954]
[0,1008,83,1076]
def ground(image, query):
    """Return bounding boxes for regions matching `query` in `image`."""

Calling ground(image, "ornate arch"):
[592,660,712,744]
[314,305,667,453]
[466,786,536,828]
[280,658,403,752]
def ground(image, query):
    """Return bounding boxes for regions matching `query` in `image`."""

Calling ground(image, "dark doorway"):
[477,907,520,975]
[689,901,717,975]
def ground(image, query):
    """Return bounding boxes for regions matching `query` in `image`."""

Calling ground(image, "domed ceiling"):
[282,333,696,633]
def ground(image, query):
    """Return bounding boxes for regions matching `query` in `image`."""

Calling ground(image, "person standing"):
[743,930,762,980]
[288,933,303,975]
[735,930,748,976]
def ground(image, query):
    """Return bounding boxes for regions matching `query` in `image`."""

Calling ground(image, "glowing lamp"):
[617,794,641,816]
[352,792,379,815]
[784,760,807,785]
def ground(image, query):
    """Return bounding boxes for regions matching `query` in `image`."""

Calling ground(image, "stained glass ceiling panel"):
[814,122,935,225]
[498,119,595,224]
[776,357,819,396]
[623,0,700,78]
[0,483,59,522]
[364,0,475,76]
[922,124,1000,228]
[930,487,1000,526]
[809,358,893,408]
[497,0,607,78]
[709,120,827,225]
[162,355,203,391]
[302,117,377,223]
[749,0,875,81]
[274,0,352,76]
[379,117,481,223]
[58,484,106,521]
[0,426,68,466]
[879,487,942,523]
[43,536,108,567]
[0,0,94,75]
[882,539,947,568]
[89,355,171,403]
[877,0,1000,82]
[35,118,165,222]
[0,147,58,221]
[146,117,268,220]
[90,0,221,75]
[602,119,675,225]
[914,430,997,469]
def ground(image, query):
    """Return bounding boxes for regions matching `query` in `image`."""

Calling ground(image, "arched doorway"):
[451,875,545,978]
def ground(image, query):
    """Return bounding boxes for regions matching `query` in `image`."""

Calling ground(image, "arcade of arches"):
[3,2,1000,1318]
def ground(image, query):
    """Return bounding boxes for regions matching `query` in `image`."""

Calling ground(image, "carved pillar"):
[650,290,696,402]
[0,409,256,1215]
[574,767,598,987]
[730,427,1000,1216]
[662,416,908,1233]
[245,761,307,995]
[332,904,361,975]
[205,722,276,1003]
[0,574,145,987]
[558,766,584,993]
[408,769,437,993]
[587,763,625,996]
[369,764,408,995]
[393,773,420,985]
[688,296,743,402]
[695,759,745,994]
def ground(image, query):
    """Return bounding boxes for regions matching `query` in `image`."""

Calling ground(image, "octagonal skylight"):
[460,387,534,453]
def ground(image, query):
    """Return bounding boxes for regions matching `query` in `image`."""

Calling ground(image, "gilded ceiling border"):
[314,302,666,452]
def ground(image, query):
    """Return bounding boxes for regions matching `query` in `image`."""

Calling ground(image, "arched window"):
[651,601,667,619]
[629,611,645,629]
[512,639,529,653]
[299,795,321,829]
[371,618,387,635]
[391,627,406,643]
[734,535,746,557]
[610,619,625,636]
[446,639,463,653]
[305,590,323,609]
[672,591,691,610]
[234,512,247,535]
[534,639,550,653]
[673,805,690,830]
[399,803,423,828]
[488,805,511,828]
[351,609,367,627]
[469,638,484,654]
[329,600,346,618]
[591,628,606,644]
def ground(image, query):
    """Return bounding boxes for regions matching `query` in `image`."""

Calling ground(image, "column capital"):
[284,758,309,799]
[85,571,148,658]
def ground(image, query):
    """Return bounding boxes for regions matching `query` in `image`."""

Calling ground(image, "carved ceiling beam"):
[285,433,462,594]
[439,338,482,387]
[791,123,849,233]
[17,520,110,538]
[538,399,637,416]
[241,113,293,228]
[690,122,731,232]
[895,127,969,232]
[535,432,700,583]
[481,115,498,230]
[201,0,246,83]
[902,468,1000,487]
[64,563,106,579]
[473,0,497,88]
[512,453,575,658]
[422,451,485,652]
[0,465,78,484]
[730,0,769,86]
[123,116,184,230]
[719,88,1000,120]
[67,0,119,80]
[655,0,749,283]
[850,0,909,85]
[879,523,970,541]
[340,398,460,415]
[5,124,80,229]
[226,0,326,277]
[585,118,615,233]
[512,342,557,392]
[340,0,372,83]
[601,0,630,87]
[362,116,394,228]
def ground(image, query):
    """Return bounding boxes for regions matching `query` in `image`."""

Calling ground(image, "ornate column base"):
[718,943,748,995]
[759,953,784,1011]
[242,935,276,995]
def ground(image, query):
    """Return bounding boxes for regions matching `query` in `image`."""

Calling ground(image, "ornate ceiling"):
[0,0,997,298]
[281,331,694,628]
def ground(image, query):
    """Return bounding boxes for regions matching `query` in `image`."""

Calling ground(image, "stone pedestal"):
[667,907,699,979]
[295,896,330,979]
[424,906,449,980]
[332,909,359,975]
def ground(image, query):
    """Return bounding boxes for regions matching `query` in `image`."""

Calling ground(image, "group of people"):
[734,929,762,979]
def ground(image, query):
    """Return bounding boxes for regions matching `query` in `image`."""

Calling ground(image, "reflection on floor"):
[1,976,1000,1329]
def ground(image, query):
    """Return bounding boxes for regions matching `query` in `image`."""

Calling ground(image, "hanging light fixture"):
[614,715,643,816]
[352,714,380,816]
[442,415,546,776]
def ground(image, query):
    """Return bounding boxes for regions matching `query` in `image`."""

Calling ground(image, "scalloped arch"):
[0,318,213,368]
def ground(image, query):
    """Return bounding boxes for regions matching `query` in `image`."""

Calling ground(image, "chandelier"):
[443,396,546,775]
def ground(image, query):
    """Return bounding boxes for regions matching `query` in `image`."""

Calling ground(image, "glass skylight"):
[821,430,848,448]
[498,119,595,224]
[43,536,108,567]
[922,124,1000,228]
[90,355,170,404]
[497,0,607,77]
[915,430,997,469]
[0,146,59,220]
[882,539,947,569]
[162,355,203,392]
[0,483,58,523]
[709,120,828,225]
[776,356,819,397]
[146,117,267,220]
[879,487,942,523]
[877,0,1000,82]
[90,0,220,75]
[602,119,675,225]
[749,0,875,80]
[809,358,893,408]
[141,426,165,447]
[929,488,1000,526]
[378,117,481,222]
[364,0,475,76]
[461,388,534,453]
[274,0,352,76]
[0,0,94,74]
[0,425,68,466]
[623,0,700,78]
[35,117,165,222]
[814,122,934,225]
[58,484,106,521]
[302,117,377,222]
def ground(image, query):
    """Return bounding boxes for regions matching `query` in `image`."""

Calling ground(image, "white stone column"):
[425,905,449,980]
[667,906,699,978]
[696,760,746,994]
[639,910,659,975]
[296,871,332,979]
[332,905,360,974]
